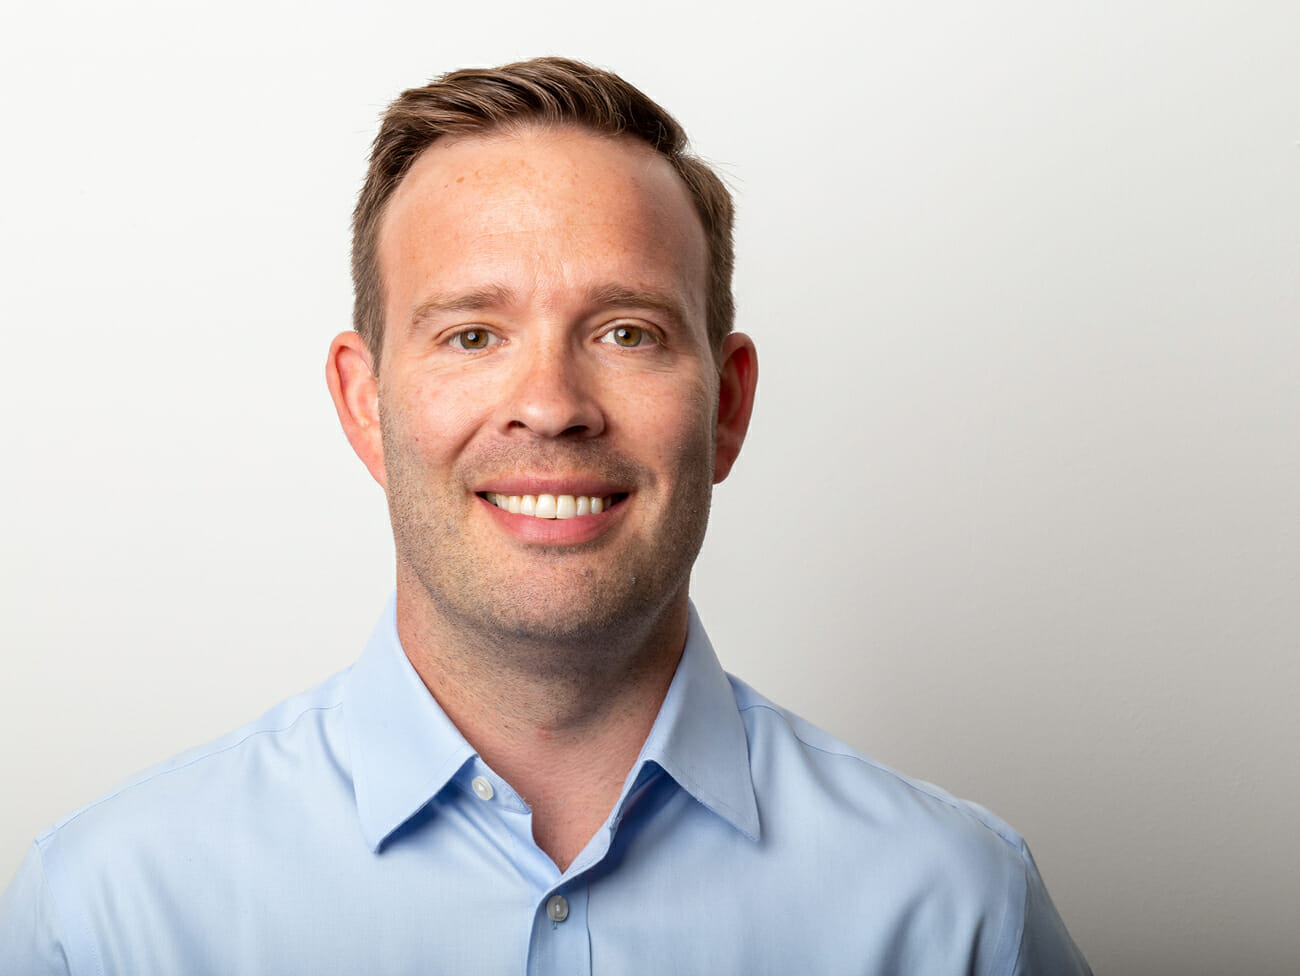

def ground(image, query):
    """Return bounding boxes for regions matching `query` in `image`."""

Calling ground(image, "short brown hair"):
[352,57,735,366]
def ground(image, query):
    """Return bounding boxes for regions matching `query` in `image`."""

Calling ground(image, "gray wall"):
[2,3,1297,973]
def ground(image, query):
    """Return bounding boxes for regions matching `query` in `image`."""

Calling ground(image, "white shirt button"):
[546,894,569,923]
[471,776,494,801]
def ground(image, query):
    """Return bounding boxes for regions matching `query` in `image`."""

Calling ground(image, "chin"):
[428,563,690,659]
[481,586,664,645]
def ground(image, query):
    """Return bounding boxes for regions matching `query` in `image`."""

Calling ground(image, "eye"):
[601,324,654,348]
[449,328,499,351]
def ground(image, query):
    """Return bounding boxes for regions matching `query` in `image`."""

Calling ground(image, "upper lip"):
[474,476,628,497]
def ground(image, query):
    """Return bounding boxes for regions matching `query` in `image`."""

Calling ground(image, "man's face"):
[366,125,729,647]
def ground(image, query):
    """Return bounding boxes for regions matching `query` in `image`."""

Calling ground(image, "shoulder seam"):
[26,842,85,976]
[1009,847,1032,976]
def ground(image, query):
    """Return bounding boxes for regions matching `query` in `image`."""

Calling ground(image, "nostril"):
[503,368,606,438]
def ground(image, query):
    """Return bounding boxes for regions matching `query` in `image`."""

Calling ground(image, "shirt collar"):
[630,603,760,840]
[344,595,475,852]
[344,596,759,851]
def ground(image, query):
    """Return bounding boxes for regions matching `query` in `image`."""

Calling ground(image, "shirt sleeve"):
[0,843,73,975]
[1011,843,1093,976]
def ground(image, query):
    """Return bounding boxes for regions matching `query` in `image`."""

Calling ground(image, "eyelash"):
[447,328,500,351]
[598,324,659,349]
[444,323,661,351]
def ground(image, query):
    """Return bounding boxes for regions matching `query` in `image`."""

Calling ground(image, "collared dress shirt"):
[1,600,1091,974]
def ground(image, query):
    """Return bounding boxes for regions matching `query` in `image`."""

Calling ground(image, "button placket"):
[527,881,590,975]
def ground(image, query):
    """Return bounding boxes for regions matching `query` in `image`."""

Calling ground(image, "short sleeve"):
[0,843,73,975]
[1012,843,1092,976]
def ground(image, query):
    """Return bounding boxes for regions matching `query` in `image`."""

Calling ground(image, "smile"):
[480,492,623,519]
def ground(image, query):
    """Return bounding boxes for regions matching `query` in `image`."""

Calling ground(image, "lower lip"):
[477,494,625,545]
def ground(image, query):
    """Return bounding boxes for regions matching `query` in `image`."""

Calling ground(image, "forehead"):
[376,125,709,324]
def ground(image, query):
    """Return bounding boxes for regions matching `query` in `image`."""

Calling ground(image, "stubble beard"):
[380,408,716,679]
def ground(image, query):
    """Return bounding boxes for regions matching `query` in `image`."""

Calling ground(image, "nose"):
[500,341,606,439]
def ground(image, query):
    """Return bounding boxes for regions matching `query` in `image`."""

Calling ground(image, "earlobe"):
[326,332,387,489]
[713,332,758,484]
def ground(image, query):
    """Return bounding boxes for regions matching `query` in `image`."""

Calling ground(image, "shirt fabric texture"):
[1,599,1091,974]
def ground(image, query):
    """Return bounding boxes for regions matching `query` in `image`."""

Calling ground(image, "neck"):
[394,581,689,871]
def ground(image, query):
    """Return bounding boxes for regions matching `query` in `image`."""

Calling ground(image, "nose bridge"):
[502,326,604,438]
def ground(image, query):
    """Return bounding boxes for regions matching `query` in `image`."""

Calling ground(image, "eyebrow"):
[409,285,517,327]
[408,283,691,330]
[584,284,689,328]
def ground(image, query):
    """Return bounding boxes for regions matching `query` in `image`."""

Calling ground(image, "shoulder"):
[726,674,1092,974]
[730,673,1024,850]
[3,670,356,974]
[36,668,352,864]
[729,676,1032,965]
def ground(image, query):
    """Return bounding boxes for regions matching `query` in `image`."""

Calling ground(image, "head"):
[351,57,735,369]
[328,60,757,662]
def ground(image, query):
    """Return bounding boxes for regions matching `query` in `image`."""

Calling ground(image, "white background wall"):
[2,2,1296,973]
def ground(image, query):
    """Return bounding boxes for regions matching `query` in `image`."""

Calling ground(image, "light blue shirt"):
[1,600,1090,974]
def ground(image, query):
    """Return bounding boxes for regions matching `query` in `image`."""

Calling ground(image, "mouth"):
[478,491,628,520]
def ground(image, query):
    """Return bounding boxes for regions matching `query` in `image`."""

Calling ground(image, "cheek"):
[385,375,492,457]
[631,377,717,463]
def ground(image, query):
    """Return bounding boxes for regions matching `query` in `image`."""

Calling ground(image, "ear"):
[326,331,386,489]
[713,332,758,483]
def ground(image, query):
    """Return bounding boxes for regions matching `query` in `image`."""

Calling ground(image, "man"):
[0,58,1091,973]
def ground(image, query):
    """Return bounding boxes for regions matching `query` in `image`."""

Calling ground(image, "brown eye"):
[605,325,648,347]
[452,329,495,350]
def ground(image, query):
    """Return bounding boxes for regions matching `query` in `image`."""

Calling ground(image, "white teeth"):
[484,493,613,519]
